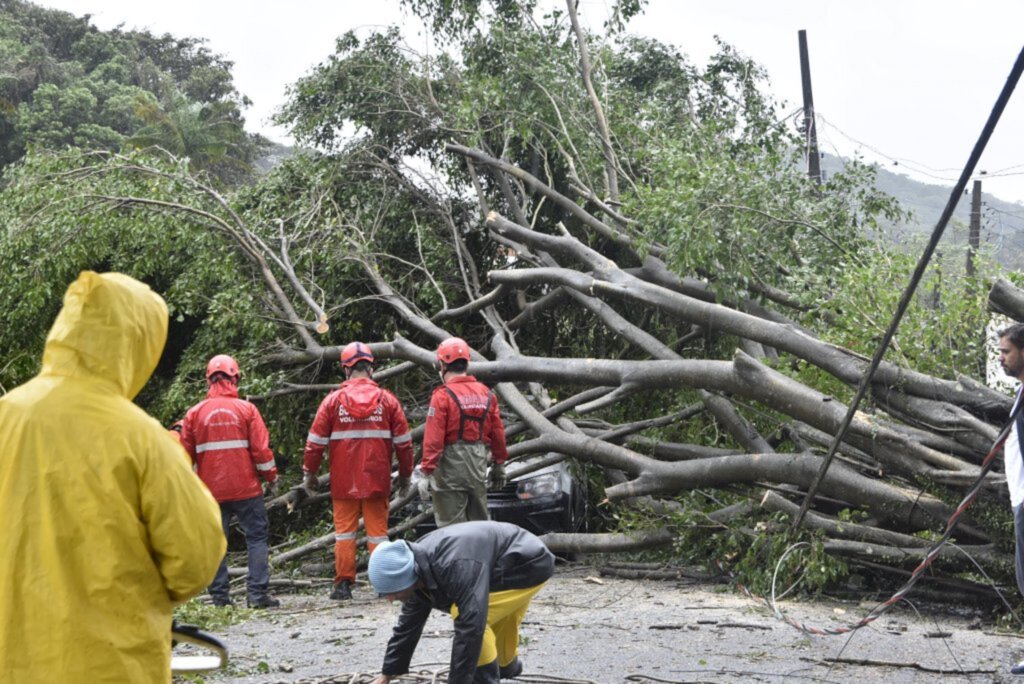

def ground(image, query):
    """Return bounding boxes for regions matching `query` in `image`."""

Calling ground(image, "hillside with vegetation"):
[823,154,1024,268]
[0,0,266,184]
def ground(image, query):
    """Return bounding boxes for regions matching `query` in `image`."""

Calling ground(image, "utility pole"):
[967,180,981,278]
[798,30,821,184]
[967,180,986,380]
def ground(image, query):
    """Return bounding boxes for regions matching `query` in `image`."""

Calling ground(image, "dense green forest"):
[1,0,1019,600]
[0,0,266,181]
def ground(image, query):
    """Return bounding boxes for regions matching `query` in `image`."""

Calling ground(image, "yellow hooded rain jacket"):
[0,271,226,683]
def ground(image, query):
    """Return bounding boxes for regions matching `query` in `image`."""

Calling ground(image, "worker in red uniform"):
[181,354,281,608]
[168,419,184,444]
[167,419,193,466]
[302,342,414,600]
[415,337,508,527]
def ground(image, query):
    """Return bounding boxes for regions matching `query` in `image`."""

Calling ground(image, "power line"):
[987,205,1024,220]
[816,113,1024,184]
[791,43,1024,535]
[816,115,966,182]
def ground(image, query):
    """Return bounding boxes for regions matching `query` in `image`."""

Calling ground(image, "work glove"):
[411,466,432,502]
[302,471,319,494]
[264,480,280,498]
[397,476,411,498]
[488,463,507,490]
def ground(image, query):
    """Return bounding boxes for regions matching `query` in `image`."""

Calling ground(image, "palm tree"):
[127,93,245,174]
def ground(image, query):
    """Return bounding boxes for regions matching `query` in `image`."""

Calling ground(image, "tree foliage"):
[273,2,982,380]
[0,0,264,182]
[0,0,1010,596]
[0,149,264,396]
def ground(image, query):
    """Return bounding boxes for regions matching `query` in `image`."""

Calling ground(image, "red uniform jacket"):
[303,377,414,500]
[420,375,508,475]
[181,381,277,502]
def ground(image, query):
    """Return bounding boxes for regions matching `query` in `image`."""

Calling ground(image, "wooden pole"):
[967,180,982,278]
[968,180,985,379]
[799,30,821,184]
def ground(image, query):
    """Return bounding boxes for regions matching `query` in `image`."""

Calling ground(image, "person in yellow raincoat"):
[0,271,226,683]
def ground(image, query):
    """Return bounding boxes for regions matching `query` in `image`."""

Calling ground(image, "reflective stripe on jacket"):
[381,521,555,681]
[303,377,414,499]
[181,382,277,503]
[0,271,225,683]
[420,375,508,475]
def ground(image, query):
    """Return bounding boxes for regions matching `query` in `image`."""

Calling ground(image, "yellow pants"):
[450,582,546,667]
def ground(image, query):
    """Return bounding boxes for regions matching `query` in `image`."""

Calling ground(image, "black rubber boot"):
[472,658,500,684]
[247,595,280,609]
[499,656,523,679]
[330,580,353,600]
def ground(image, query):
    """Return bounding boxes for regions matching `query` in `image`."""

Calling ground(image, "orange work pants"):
[332,496,389,584]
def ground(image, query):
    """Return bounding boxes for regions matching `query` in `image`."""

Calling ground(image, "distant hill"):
[254,141,296,173]
[822,155,1024,270]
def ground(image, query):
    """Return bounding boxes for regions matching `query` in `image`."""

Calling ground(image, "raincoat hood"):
[40,271,168,400]
[339,377,384,419]
[207,380,240,399]
[0,271,224,683]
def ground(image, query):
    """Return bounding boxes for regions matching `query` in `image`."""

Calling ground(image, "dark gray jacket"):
[381,521,555,682]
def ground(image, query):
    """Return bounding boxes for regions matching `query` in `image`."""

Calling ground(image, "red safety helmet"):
[340,341,374,368]
[206,354,241,382]
[436,337,471,364]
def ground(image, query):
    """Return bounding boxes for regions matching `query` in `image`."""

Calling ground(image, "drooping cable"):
[792,43,1024,532]
[725,398,1021,637]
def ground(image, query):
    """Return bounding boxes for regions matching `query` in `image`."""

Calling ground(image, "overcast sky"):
[33,0,1024,204]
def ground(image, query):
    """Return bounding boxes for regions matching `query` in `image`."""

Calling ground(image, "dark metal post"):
[799,30,821,184]
[968,180,985,379]
[967,180,981,278]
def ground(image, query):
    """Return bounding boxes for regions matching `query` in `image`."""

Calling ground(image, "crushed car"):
[400,457,589,542]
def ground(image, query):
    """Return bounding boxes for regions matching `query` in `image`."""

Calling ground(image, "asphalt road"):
[193,564,1024,683]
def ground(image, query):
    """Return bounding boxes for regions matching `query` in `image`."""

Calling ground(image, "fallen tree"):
[1,1,1016,599]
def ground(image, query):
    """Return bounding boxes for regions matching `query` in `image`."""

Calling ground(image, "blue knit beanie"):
[368,540,418,595]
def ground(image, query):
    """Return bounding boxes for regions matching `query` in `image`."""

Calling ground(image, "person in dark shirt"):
[367,521,554,683]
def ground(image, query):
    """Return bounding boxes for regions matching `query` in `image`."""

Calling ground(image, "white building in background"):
[988,315,1018,393]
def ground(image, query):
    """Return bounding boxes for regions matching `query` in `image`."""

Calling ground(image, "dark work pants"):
[209,495,270,603]
[1014,503,1024,599]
